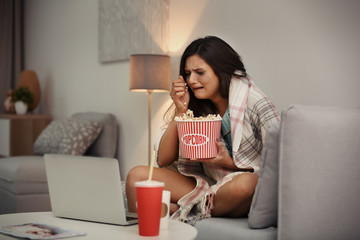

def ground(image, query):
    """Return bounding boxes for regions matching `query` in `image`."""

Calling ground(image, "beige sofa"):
[194,105,360,240]
[0,112,118,214]
[2,106,360,240]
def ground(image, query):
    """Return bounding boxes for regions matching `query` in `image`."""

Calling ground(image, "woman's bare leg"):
[211,172,258,217]
[170,203,180,213]
[126,166,196,213]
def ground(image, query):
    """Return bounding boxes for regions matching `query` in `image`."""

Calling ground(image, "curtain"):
[0,0,24,111]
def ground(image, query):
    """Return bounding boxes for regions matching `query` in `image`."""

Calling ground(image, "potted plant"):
[11,87,34,114]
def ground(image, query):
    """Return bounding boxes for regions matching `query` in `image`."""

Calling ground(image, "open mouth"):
[192,86,204,91]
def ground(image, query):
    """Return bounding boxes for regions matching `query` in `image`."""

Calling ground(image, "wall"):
[24,0,360,178]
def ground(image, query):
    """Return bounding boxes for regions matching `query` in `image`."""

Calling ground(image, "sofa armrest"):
[278,105,360,240]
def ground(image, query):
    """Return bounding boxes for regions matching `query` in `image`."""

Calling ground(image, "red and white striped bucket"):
[176,120,222,160]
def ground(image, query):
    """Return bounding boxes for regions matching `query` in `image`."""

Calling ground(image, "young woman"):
[126,36,280,224]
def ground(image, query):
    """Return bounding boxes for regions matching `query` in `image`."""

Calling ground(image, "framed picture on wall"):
[99,0,169,63]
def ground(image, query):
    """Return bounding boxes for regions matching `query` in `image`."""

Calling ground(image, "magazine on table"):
[0,223,86,239]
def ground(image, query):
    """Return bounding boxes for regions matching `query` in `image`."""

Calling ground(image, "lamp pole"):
[147,90,152,166]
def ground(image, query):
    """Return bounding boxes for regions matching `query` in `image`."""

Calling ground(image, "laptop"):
[44,154,138,225]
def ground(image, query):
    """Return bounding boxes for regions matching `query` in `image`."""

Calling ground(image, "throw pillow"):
[248,121,280,229]
[71,112,118,158]
[33,118,102,156]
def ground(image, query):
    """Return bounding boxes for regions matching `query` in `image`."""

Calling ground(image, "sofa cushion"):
[0,156,48,194]
[0,190,51,214]
[33,118,102,156]
[71,112,118,158]
[248,122,280,229]
[278,105,360,240]
[195,217,277,240]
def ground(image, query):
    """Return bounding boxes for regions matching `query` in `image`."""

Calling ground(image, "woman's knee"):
[230,173,258,198]
[126,166,149,185]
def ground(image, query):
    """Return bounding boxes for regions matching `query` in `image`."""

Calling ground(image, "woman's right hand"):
[158,76,189,167]
[170,75,189,115]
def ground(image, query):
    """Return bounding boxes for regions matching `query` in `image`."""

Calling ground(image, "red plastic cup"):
[176,119,222,159]
[135,180,164,236]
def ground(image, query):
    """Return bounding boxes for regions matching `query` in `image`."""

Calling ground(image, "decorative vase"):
[4,96,15,113]
[17,70,41,111]
[14,101,28,115]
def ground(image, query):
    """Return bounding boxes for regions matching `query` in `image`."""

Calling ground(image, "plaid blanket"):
[158,77,280,224]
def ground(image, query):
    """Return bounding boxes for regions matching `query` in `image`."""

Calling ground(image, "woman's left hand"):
[196,140,238,170]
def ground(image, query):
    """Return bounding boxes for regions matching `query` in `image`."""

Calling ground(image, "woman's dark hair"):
[180,36,247,117]
[163,36,247,124]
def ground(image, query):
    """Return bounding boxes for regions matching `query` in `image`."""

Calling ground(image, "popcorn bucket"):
[176,119,222,159]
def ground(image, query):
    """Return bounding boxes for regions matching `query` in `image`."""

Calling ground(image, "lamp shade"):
[129,54,171,92]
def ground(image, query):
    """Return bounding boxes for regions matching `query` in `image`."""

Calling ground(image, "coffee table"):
[0,212,197,240]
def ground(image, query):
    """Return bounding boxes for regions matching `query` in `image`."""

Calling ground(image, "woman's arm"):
[196,140,241,170]
[157,118,180,167]
[157,76,189,167]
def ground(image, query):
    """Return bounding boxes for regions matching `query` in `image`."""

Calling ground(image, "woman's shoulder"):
[246,82,279,118]
[247,83,271,107]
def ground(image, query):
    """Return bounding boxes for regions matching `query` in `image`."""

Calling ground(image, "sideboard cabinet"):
[0,114,52,157]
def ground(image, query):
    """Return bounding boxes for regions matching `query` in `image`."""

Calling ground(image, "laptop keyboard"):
[126,215,138,221]
[122,181,138,221]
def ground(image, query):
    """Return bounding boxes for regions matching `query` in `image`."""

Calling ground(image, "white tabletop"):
[0,212,197,240]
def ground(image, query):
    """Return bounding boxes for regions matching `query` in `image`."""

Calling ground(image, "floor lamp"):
[129,54,171,165]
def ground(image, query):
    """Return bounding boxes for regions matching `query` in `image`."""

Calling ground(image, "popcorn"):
[175,109,222,121]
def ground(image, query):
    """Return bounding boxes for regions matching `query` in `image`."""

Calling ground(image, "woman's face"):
[184,55,221,102]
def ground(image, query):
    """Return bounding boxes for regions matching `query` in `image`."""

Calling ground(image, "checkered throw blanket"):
[159,76,280,224]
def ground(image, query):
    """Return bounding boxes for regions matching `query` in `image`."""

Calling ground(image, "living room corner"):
[1,0,360,239]
[2,0,359,175]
